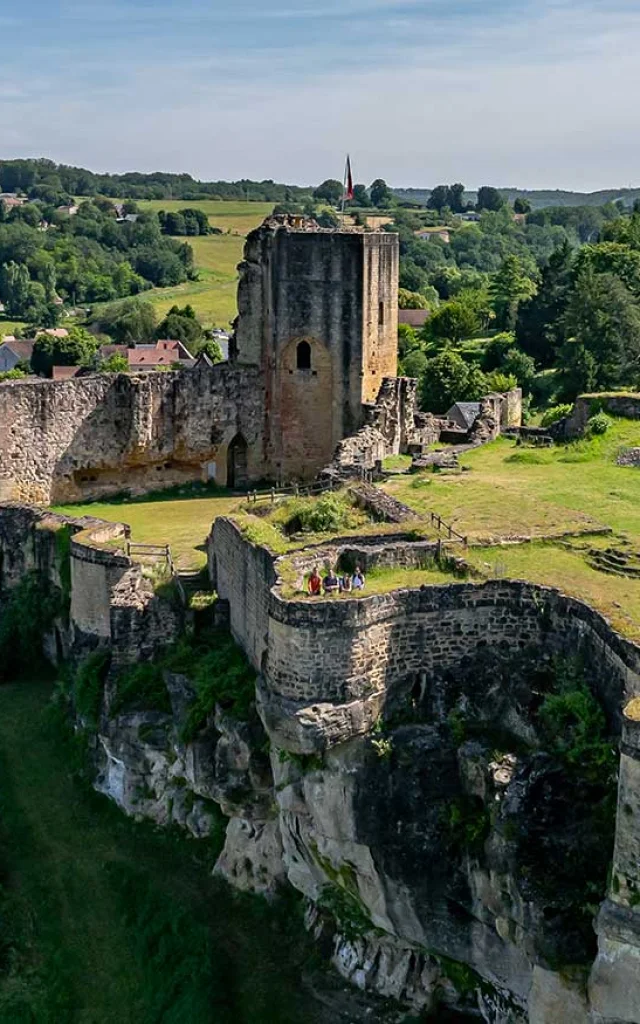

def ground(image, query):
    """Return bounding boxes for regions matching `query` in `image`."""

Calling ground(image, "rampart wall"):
[210,516,640,715]
[0,363,264,504]
[0,504,182,668]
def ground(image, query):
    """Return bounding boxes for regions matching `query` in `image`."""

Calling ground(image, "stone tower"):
[233,215,399,482]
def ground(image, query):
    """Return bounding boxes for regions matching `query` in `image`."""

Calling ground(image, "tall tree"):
[560,268,640,394]
[516,241,573,367]
[449,183,466,213]
[427,186,450,213]
[370,179,393,208]
[476,186,505,212]
[313,179,343,206]
[489,255,536,330]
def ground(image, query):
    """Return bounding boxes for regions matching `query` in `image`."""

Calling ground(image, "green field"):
[383,418,640,637]
[137,199,274,235]
[134,200,273,328]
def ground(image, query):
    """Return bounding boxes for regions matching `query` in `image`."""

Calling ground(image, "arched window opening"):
[378,301,385,325]
[296,340,311,370]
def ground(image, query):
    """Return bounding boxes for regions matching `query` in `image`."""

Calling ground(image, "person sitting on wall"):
[339,571,352,594]
[323,566,340,595]
[352,566,366,591]
[307,566,322,596]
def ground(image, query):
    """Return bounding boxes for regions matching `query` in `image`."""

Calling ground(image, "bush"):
[540,403,573,427]
[280,494,358,536]
[162,630,256,740]
[587,412,612,436]
[73,650,110,726]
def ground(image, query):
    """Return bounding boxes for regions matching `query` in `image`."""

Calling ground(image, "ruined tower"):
[233,215,399,482]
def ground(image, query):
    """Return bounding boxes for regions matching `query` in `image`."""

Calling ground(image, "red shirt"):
[308,575,322,595]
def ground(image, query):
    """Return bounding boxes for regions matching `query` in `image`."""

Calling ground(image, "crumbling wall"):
[563,392,640,438]
[0,363,264,504]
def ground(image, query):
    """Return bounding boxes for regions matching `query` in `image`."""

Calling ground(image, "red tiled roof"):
[398,309,430,327]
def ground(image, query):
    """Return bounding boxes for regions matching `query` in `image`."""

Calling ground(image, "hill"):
[394,186,640,210]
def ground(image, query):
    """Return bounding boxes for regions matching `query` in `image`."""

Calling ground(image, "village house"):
[398,308,430,328]
[0,338,35,372]
[98,339,194,371]
[446,400,481,430]
[415,228,451,243]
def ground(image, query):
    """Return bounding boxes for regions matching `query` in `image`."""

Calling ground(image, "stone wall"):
[209,516,640,714]
[0,502,182,668]
[208,515,277,672]
[0,362,264,504]
[562,392,640,439]
[265,580,640,710]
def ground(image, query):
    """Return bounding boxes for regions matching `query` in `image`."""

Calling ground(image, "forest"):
[391,196,640,415]
[0,198,195,324]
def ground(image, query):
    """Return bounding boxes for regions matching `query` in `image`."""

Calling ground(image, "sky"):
[1,0,639,191]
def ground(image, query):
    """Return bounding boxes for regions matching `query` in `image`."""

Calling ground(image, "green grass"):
[468,542,640,641]
[53,488,243,569]
[141,234,246,328]
[0,677,335,1023]
[136,199,273,235]
[381,454,413,471]
[133,200,273,328]
[0,317,27,340]
[383,418,640,637]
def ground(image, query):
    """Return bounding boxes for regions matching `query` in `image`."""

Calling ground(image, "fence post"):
[270,487,275,504]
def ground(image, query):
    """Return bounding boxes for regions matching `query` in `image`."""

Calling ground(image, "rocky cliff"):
[3,504,640,1022]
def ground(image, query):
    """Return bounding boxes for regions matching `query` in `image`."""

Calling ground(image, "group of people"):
[307,565,365,597]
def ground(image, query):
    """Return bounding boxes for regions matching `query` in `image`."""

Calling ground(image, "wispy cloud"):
[1,0,639,189]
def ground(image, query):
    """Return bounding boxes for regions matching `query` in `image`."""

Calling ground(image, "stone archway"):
[227,433,249,490]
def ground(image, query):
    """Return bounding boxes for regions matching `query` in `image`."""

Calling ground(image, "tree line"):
[0,158,313,203]
[0,198,197,324]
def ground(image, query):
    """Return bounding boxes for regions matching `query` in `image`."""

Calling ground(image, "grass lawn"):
[142,234,245,328]
[136,200,273,329]
[136,199,273,235]
[383,418,640,636]
[0,677,336,1023]
[468,542,640,641]
[0,317,27,340]
[53,487,243,570]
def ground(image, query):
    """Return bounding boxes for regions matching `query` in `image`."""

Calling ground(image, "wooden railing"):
[244,478,335,507]
[125,540,174,573]
[426,511,468,545]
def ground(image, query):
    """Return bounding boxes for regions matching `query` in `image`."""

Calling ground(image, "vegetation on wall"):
[0,573,63,681]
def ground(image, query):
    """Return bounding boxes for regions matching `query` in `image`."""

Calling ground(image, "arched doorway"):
[227,434,248,490]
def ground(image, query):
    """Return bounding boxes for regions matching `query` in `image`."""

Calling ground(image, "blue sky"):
[1,0,639,189]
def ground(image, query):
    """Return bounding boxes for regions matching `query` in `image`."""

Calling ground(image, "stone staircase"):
[586,546,640,578]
